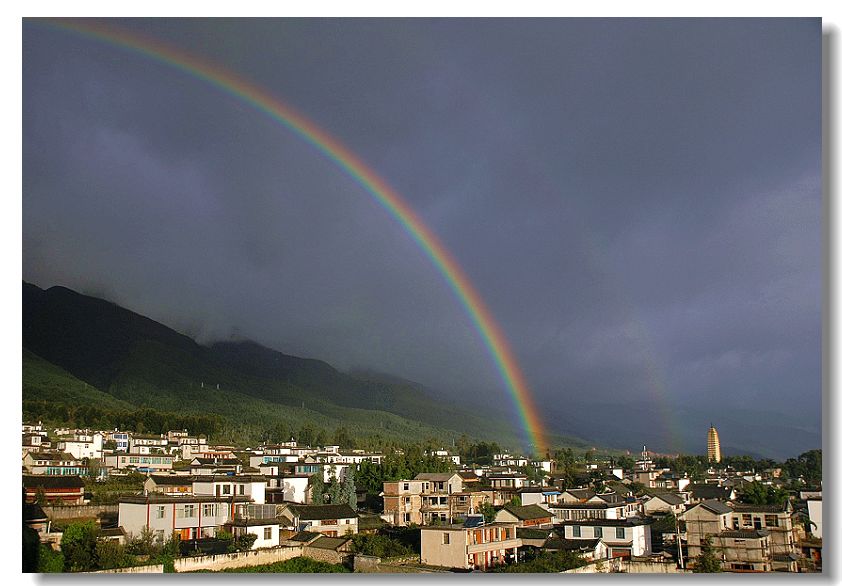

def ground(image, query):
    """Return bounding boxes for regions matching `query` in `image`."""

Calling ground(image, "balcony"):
[467,538,522,554]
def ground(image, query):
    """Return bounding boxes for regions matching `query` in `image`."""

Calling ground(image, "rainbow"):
[37,18,548,454]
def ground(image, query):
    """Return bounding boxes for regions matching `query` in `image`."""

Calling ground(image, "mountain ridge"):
[22,281,589,452]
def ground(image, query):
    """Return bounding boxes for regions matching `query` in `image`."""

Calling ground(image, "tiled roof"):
[289,531,321,543]
[194,474,267,483]
[517,528,552,540]
[192,457,240,465]
[565,489,595,499]
[592,492,625,504]
[548,502,624,510]
[544,538,600,551]
[287,504,359,520]
[23,503,47,521]
[691,500,733,515]
[147,475,195,485]
[307,536,352,550]
[500,504,553,521]
[717,529,771,539]
[414,473,456,482]
[559,517,653,528]
[23,474,85,489]
[24,452,76,462]
[648,493,684,506]
[119,494,250,504]
[688,485,732,500]
[730,503,789,513]
[227,518,280,527]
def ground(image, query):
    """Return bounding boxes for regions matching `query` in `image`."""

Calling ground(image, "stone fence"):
[301,545,351,566]
[91,546,307,573]
[91,564,163,574]
[173,545,304,572]
[42,504,118,520]
[564,558,688,574]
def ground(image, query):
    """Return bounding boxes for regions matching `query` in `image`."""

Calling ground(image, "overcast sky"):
[22,18,821,456]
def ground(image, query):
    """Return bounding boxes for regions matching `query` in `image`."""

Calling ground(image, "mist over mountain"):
[22,281,590,452]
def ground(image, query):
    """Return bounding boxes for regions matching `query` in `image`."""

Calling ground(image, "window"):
[156,506,165,519]
[594,526,602,538]
[572,526,581,537]
[264,527,272,540]
[178,504,196,518]
[223,485,231,495]
[403,483,410,491]
[765,515,778,527]
[239,485,245,495]
[615,527,625,539]
[202,504,218,517]
[443,533,450,545]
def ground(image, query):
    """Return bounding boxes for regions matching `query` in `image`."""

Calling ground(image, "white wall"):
[562,524,650,556]
[807,500,822,539]
[119,501,233,539]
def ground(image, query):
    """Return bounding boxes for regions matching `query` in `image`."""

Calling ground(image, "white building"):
[128,434,168,454]
[807,498,822,539]
[420,523,521,571]
[57,432,103,460]
[192,475,267,504]
[559,518,653,558]
[226,518,282,549]
[118,494,250,541]
[105,452,173,472]
[265,473,311,503]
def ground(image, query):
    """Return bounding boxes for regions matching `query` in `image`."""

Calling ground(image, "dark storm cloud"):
[22,18,821,457]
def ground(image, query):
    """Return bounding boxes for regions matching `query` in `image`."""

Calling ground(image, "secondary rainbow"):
[40,18,548,453]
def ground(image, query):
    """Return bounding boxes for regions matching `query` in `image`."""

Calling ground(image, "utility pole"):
[676,514,684,569]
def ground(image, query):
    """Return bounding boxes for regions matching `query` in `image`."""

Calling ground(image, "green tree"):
[341,466,358,510]
[34,486,47,506]
[327,476,342,505]
[298,424,316,447]
[494,550,586,572]
[61,521,99,572]
[95,539,134,570]
[234,533,258,552]
[351,533,412,558]
[616,455,635,470]
[126,526,157,556]
[693,538,722,573]
[738,481,788,506]
[507,496,522,507]
[310,473,325,505]
[37,545,64,573]
[783,450,822,486]
[479,502,497,524]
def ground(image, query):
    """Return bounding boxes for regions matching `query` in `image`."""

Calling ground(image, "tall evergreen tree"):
[342,466,357,510]
[327,476,341,505]
[693,538,722,573]
[310,474,324,505]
